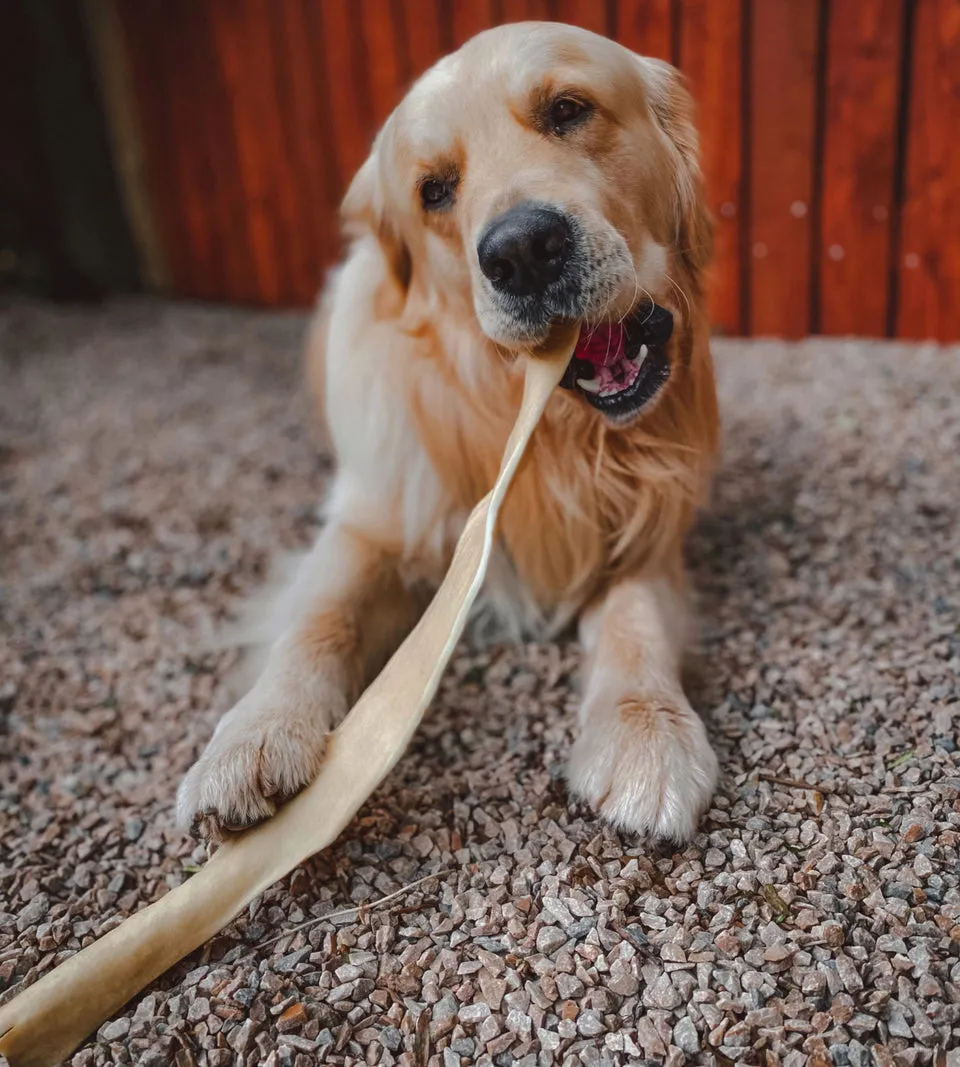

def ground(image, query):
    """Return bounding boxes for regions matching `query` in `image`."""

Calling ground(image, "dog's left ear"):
[635,57,714,285]
[341,138,413,294]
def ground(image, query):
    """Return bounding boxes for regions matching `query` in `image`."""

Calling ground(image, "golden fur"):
[178,22,722,843]
[314,23,718,616]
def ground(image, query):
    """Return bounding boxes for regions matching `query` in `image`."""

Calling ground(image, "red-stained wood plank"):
[359,0,409,126]
[119,1,203,298]
[896,0,960,340]
[402,0,446,77]
[819,0,903,337]
[245,0,314,305]
[747,0,821,338]
[206,0,291,304]
[271,0,339,303]
[452,0,497,47]
[614,0,673,61]
[317,0,376,199]
[500,0,554,23]
[300,0,356,266]
[184,3,260,302]
[156,0,222,301]
[554,0,610,36]
[251,0,322,305]
[679,0,743,335]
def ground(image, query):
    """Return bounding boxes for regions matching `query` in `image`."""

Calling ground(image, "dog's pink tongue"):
[574,322,627,367]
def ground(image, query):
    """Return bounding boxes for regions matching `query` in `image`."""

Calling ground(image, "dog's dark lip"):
[560,303,674,421]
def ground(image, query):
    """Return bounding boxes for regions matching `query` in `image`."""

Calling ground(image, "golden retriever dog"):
[177,21,720,843]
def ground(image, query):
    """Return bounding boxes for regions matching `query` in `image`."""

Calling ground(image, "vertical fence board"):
[554,0,611,36]
[402,0,446,77]
[272,0,340,301]
[819,0,903,337]
[317,0,374,199]
[452,0,497,46]
[897,0,960,340]
[187,3,259,302]
[160,0,222,301]
[244,0,309,304]
[360,0,409,126]
[207,0,293,304]
[748,0,820,337]
[678,0,742,335]
[614,0,673,61]
[155,1,225,300]
[118,2,198,298]
[501,0,554,23]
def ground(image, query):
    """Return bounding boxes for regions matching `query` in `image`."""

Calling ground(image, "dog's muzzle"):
[477,202,573,298]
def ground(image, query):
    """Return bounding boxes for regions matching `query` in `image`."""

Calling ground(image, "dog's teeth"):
[577,378,601,394]
[632,343,648,365]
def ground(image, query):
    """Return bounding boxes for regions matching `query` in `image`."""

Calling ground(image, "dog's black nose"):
[477,203,572,297]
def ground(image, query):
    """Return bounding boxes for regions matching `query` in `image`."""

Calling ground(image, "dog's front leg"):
[566,571,718,841]
[177,523,424,840]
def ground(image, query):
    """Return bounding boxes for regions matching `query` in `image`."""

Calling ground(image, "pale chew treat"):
[0,328,578,1067]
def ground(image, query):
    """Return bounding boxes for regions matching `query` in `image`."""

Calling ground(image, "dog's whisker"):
[663,271,691,322]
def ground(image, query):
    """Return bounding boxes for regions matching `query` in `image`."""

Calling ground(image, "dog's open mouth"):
[560,303,673,421]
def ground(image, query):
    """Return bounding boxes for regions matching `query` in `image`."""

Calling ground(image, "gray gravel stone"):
[673,1016,700,1054]
[380,1027,402,1052]
[576,1010,605,1037]
[98,1018,131,1042]
[460,1003,491,1024]
[643,973,682,1010]
[536,926,568,955]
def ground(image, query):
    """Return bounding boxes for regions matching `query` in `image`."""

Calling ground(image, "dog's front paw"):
[566,693,717,842]
[176,690,335,842]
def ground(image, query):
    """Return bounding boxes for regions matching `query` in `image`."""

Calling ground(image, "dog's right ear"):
[341,141,412,294]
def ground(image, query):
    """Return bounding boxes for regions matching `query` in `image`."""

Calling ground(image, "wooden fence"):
[100,0,960,339]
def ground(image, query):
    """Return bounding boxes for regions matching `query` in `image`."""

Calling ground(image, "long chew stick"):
[0,335,575,1067]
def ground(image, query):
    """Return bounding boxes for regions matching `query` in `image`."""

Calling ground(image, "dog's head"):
[342,22,712,426]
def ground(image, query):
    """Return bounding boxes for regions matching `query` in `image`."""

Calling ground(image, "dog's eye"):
[549,97,589,133]
[420,178,454,211]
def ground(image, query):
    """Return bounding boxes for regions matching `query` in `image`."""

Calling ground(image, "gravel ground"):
[1,299,959,1067]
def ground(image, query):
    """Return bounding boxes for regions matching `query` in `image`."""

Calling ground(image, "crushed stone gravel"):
[1,300,958,1066]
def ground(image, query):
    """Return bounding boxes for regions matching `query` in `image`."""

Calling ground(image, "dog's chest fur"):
[321,242,702,634]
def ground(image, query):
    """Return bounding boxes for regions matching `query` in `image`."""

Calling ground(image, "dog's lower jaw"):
[472,297,554,350]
